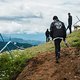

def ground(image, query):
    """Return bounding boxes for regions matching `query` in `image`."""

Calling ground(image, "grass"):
[0,29,80,80]
[0,41,54,80]
[66,30,80,47]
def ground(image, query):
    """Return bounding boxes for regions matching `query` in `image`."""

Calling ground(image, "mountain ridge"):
[0,36,44,45]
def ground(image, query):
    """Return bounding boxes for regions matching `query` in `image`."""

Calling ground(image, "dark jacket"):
[50,20,66,39]
[68,15,72,26]
[45,30,50,37]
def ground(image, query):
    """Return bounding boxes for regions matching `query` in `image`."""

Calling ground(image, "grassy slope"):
[0,30,80,80]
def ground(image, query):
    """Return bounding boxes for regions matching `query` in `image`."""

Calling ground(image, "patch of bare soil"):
[16,47,80,80]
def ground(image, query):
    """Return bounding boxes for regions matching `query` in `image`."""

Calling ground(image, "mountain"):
[0,41,33,52]
[0,34,44,45]
[9,38,44,45]
[0,35,44,52]
[25,40,44,45]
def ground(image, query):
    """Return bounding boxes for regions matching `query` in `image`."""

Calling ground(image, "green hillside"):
[0,30,80,80]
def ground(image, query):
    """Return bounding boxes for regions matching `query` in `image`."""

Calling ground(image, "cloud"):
[0,0,80,34]
[0,14,43,21]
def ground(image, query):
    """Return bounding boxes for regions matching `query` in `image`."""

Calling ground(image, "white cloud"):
[0,0,80,34]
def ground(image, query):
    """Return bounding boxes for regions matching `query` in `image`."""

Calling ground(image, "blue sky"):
[0,0,80,34]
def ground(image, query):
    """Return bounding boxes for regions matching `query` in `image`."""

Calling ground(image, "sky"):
[0,0,80,34]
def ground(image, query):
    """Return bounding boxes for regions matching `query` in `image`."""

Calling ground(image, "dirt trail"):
[16,47,80,80]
